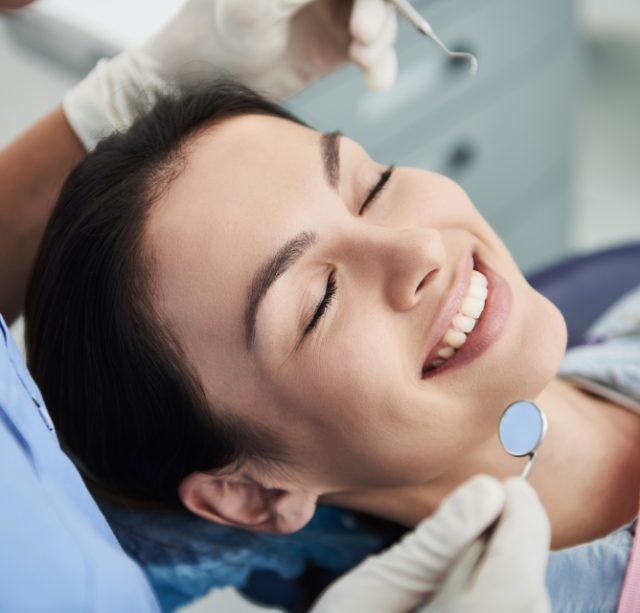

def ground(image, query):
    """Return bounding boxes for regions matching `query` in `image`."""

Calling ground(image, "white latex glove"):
[63,0,398,150]
[310,475,551,613]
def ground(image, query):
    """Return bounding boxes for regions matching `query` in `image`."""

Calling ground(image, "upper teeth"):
[428,269,488,369]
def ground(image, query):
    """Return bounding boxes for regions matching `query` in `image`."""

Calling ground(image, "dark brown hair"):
[25,80,304,506]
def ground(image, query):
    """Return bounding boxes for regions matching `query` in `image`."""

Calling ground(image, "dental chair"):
[102,241,640,612]
[526,242,640,348]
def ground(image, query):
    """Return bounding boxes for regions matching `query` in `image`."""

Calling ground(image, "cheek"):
[298,324,471,484]
[311,323,403,427]
[268,323,413,475]
[396,171,495,237]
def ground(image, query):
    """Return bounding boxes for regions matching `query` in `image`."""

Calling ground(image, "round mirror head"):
[498,400,547,457]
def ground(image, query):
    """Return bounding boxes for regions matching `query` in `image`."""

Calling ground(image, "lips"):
[419,252,512,379]
[419,252,474,375]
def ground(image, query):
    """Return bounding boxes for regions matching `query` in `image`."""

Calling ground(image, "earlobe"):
[178,471,317,534]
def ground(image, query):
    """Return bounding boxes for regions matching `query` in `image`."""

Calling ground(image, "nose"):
[351,226,445,312]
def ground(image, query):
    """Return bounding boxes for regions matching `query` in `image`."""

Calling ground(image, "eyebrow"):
[244,132,343,349]
[321,131,341,190]
[244,230,317,349]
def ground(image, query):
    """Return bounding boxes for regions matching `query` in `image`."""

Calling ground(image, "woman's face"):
[146,114,566,493]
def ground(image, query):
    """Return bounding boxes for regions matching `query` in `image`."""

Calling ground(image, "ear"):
[178,470,318,534]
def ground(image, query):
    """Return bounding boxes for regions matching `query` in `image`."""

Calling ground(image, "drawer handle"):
[445,142,477,173]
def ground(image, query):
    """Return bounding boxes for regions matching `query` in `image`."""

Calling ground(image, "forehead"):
[149,113,322,237]
[144,114,329,349]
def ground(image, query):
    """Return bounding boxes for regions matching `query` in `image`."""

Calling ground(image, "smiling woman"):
[24,80,640,551]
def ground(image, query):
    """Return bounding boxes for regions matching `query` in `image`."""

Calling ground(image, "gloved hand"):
[63,0,398,150]
[310,475,551,613]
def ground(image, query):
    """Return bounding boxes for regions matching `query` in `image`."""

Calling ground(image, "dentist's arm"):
[311,476,551,613]
[0,108,84,324]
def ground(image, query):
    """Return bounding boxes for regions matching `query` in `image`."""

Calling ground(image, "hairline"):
[137,111,297,472]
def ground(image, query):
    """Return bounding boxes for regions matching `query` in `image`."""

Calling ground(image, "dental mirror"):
[427,400,547,608]
[499,400,547,479]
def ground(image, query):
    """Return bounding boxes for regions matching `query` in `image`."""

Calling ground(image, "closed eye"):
[302,271,337,338]
[299,165,395,345]
[358,165,395,215]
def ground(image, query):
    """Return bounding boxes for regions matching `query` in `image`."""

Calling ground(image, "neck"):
[324,378,640,549]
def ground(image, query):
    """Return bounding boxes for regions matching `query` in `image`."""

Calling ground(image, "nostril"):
[416,269,438,294]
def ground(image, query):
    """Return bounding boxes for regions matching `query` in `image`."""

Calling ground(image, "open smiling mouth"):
[421,254,512,379]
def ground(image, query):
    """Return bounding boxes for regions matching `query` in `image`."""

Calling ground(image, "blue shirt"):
[0,315,160,613]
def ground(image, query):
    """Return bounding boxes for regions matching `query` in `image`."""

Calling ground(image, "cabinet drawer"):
[284,0,575,148]
[378,39,576,218]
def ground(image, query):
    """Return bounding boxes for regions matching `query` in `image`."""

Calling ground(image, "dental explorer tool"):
[388,0,478,74]
[427,400,547,607]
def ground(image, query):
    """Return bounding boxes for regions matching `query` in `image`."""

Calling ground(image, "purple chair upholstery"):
[526,242,640,348]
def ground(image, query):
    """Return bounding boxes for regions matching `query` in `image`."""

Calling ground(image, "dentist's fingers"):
[404,476,507,578]
[349,0,398,90]
[310,476,507,613]
[350,0,390,45]
[363,48,398,91]
[466,478,551,613]
[349,7,398,69]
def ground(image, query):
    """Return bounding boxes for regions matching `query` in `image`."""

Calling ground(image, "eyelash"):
[359,165,394,215]
[303,271,337,336]
[302,166,395,338]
